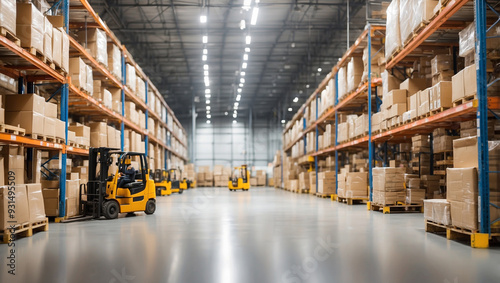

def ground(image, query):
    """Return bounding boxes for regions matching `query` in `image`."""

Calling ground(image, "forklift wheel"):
[179,189,184,194]
[103,201,119,219]
[145,199,156,215]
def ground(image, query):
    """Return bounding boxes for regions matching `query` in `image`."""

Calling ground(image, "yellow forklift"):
[228,165,251,191]
[154,168,185,195]
[68,147,157,221]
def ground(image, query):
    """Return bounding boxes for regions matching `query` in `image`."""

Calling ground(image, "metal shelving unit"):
[0,0,188,220]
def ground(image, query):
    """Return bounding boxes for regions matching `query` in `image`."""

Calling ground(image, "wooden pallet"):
[424,220,499,248]
[452,94,477,107]
[316,193,332,198]
[370,202,423,214]
[0,27,20,46]
[430,107,450,115]
[338,196,369,205]
[24,46,47,63]
[1,218,49,244]
[26,133,55,142]
[0,124,26,136]
[297,188,309,194]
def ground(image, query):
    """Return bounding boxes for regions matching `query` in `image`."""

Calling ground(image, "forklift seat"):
[122,181,145,195]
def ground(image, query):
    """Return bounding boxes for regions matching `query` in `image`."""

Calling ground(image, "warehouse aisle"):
[2,188,500,283]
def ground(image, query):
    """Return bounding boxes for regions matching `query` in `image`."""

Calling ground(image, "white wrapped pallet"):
[385,0,401,60]
[347,57,363,92]
[107,43,122,80]
[399,0,414,44]
[126,63,136,92]
[0,0,16,35]
[338,66,347,100]
[411,0,439,34]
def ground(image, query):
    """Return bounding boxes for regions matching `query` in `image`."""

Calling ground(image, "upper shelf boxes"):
[136,77,146,102]
[0,0,16,35]
[77,28,108,67]
[16,2,43,54]
[108,43,122,80]
[126,63,136,92]
[385,0,400,60]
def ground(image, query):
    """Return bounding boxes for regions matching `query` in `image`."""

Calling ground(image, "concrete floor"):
[2,187,500,283]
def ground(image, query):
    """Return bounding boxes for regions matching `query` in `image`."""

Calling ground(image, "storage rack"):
[0,0,187,219]
[282,0,500,246]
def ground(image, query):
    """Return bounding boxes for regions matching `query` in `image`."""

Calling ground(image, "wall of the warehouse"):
[181,116,282,172]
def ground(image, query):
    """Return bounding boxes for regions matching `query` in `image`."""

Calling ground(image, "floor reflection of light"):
[220,218,234,283]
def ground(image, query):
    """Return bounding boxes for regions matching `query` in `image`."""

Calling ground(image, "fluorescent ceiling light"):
[242,62,247,69]
[317,68,322,72]
[207,114,211,118]
[200,15,207,23]
[203,49,208,54]
[241,72,246,77]
[205,94,211,98]
[251,7,259,25]
[202,55,207,61]
[206,100,210,104]
[206,110,210,114]
[234,102,239,107]
[204,77,210,87]
[202,35,208,43]
[204,64,209,70]
[243,54,249,61]
[233,114,237,118]
[234,105,239,110]
[237,88,242,93]
[245,47,251,53]
[225,112,228,115]
[306,84,310,88]
[240,78,245,83]
[240,20,246,30]
[288,107,292,112]
[245,35,251,44]
[205,89,211,94]
[206,106,211,110]
[281,119,285,124]
[293,97,298,103]
[236,95,241,101]
[233,120,237,124]
[239,83,244,87]
[206,120,211,124]
[243,0,251,10]
[204,70,209,76]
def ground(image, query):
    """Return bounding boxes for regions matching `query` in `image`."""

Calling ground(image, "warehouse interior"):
[0,0,500,282]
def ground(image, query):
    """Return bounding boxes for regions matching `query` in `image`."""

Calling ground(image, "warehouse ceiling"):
[91,0,372,122]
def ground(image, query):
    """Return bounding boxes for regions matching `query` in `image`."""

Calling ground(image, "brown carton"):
[400,78,428,96]
[423,199,451,225]
[16,3,43,52]
[5,111,44,135]
[452,70,465,102]
[26,183,46,223]
[446,167,477,202]
[430,81,452,111]
[463,64,477,98]
[0,185,30,229]
[5,93,45,113]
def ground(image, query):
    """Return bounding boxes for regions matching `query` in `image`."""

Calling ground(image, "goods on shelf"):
[107,43,122,79]
[345,172,368,198]
[299,172,309,191]
[338,66,347,100]
[126,63,136,92]
[16,3,43,54]
[446,167,478,230]
[77,28,108,67]
[385,0,400,60]
[0,0,16,35]
[317,171,335,195]
[373,167,405,205]
[136,77,146,102]
[424,199,451,225]
[347,57,363,93]
[43,17,52,62]
[0,185,29,229]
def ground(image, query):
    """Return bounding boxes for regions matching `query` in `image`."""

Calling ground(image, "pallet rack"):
[282,0,500,247]
[0,0,187,219]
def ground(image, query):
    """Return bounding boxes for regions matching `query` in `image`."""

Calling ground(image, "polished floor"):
[2,187,500,283]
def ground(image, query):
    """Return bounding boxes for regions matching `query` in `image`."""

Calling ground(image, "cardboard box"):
[69,57,86,89]
[400,78,428,96]
[0,185,29,229]
[446,167,477,202]
[68,124,90,138]
[450,200,478,230]
[26,183,46,223]
[430,81,452,111]
[346,172,368,198]
[463,63,477,97]
[5,111,44,135]
[451,70,465,102]
[51,27,62,67]
[66,197,79,217]
[5,93,45,113]
[42,188,59,216]
[77,28,108,66]
[0,0,16,35]
[423,199,451,225]
[90,132,107,147]
[387,103,407,119]
[16,3,44,52]
[384,89,407,106]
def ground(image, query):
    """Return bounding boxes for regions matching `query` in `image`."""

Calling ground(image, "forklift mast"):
[86,147,113,218]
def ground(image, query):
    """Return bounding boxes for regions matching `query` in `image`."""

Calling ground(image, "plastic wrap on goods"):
[60,29,69,72]
[95,28,108,67]
[399,0,414,44]
[126,64,137,92]
[347,57,363,92]
[338,66,347,100]
[424,199,451,225]
[385,0,401,60]
[86,64,93,95]
[108,44,122,79]
[412,0,439,33]
[459,22,475,57]
[0,0,16,35]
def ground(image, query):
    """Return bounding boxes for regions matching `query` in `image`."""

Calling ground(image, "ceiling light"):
[236,95,241,101]
[205,89,211,94]
[243,54,249,61]
[245,35,251,45]
[242,62,247,69]
[204,64,209,70]
[206,120,211,124]
[240,20,246,30]
[293,97,298,103]
[251,7,259,25]
[202,55,207,61]
[234,102,239,107]
[233,120,237,124]
[202,35,208,43]
[306,84,310,88]
[245,47,251,52]
[317,68,322,72]
[281,119,285,124]
[207,114,211,118]
[205,94,211,98]
[204,77,210,87]
[288,107,292,112]
[200,15,207,23]
[237,88,242,93]
[291,42,296,48]
[204,70,209,76]
[241,72,246,77]
[206,106,211,110]
[234,105,239,110]
[240,78,245,83]
[239,83,244,87]
[243,0,251,10]
[233,113,237,118]
[206,100,210,104]
[206,110,210,114]
[203,49,208,54]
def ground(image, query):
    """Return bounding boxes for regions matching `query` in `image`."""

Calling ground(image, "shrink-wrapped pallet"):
[78,28,108,67]
[338,66,347,100]
[108,43,122,80]
[16,3,43,53]
[126,63,136,92]
[0,0,16,35]
[347,57,363,92]
[411,0,439,34]
[399,0,414,44]
[385,0,401,60]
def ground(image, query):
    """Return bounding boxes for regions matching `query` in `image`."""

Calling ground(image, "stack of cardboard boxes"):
[317,171,335,196]
[411,135,431,175]
[405,174,425,204]
[345,172,368,199]
[256,170,266,186]
[213,165,230,187]
[373,167,405,205]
